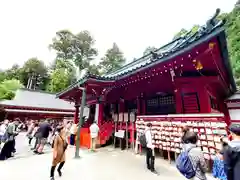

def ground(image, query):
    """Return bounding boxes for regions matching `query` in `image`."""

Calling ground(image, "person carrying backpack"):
[141,123,156,173]
[223,123,240,180]
[176,127,207,180]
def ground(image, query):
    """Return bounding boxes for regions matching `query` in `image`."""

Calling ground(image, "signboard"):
[114,130,125,138]
[78,107,90,119]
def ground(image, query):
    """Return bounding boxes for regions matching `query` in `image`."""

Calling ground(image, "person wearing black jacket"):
[34,120,52,154]
[223,123,240,180]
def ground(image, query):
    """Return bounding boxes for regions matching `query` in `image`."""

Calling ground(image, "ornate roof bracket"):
[206,8,221,31]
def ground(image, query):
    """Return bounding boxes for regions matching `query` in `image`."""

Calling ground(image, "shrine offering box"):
[136,116,227,160]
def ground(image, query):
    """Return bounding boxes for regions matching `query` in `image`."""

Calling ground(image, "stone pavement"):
[0,147,216,180]
[0,133,216,180]
[0,147,183,180]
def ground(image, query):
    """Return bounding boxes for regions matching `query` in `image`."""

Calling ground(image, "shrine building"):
[0,88,76,120]
[56,10,237,159]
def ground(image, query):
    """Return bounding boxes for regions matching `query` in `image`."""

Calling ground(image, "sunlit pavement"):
[0,133,215,180]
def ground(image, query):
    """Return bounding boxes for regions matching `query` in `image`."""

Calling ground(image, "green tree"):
[0,70,6,82]
[143,46,158,56]
[87,64,102,75]
[0,79,24,100]
[173,28,188,39]
[173,25,200,40]
[47,59,75,93]
[100,43,126,73]
[49,30,74,60]
[72,30,98,72]
[47,68,72,93]
[218,4,240,86]
[55,59,76,83]
[4,64,22,81]
[20,57,48,90]
[49,30,98,75]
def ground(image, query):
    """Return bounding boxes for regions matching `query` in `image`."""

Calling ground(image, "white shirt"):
[0,124,7,136]
[145,128,154,149]
[70,124,77,135]
[31,127,38,137]
[89,123,99,138]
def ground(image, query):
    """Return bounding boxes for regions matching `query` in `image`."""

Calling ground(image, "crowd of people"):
[0,119,22,160]
[0,117,101,180]
[0,119,72,156]
[141,122,240,180]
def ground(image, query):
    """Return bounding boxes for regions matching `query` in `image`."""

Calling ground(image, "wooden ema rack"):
[136,113,227,165]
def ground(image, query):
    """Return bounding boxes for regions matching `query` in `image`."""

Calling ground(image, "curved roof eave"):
[57,18,234,99]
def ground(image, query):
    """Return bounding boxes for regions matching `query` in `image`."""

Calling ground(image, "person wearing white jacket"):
[145,123,155,172]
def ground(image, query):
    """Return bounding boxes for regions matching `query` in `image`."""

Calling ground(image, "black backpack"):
[139,133,147,148]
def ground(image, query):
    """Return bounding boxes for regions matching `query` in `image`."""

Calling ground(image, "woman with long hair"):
[50,125,68,180]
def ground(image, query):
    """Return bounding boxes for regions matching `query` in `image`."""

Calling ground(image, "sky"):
[0,0,237,69]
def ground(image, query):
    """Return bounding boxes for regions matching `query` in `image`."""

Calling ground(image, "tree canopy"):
[0,79,24,100]
[72,31,98,71]
[49,30,98,75]
[100,43,126,73]
[221,5,240,86]
[47,59,76,93]
[173,25,200,40]
[47,67,72,93]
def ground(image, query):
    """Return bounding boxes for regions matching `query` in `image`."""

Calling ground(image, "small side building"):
[0,88,76,120]
[225,91,240,123]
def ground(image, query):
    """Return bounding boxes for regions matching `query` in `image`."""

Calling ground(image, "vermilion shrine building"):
[0,88,75,120]
[57,12,237,159]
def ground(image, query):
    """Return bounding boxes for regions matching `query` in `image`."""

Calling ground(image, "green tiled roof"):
[57,9,229,98]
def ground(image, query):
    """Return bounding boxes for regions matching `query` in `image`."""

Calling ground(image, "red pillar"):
[137,97,141,115]
[141,96,146,115]
[119,100,124,125]
[98,103,104,126]
[198,87,211,113]
[175,88,182,113]
[74,104,80,124]
[136,97,141,152]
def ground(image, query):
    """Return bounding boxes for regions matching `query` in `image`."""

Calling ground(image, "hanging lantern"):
[170,69,175,82]
[209,42,216,49]
[193,60,203,70]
